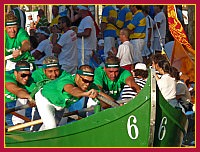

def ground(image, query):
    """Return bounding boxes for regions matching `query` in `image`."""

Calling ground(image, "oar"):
[5,108,31,122]
[63,106,94,117]
[6,106,95,132]
[5,104,32,115]
[6,119,43,132]
[97,94,119,107]
[116,98,133,104]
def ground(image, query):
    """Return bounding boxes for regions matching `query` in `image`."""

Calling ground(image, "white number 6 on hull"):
[158,117,167,140]
[127,115,139,140]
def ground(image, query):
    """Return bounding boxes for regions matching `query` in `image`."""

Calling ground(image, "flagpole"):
[154,21,170,62]
[81,36,84,65]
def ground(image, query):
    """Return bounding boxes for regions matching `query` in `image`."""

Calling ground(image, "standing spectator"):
[127,5,146,64]
[142,6,154,65]
[25,13,35,35]
[50,5,61,26]
[100,5,117,58]
[109,5,132,45]
[68,5,82,27]
[53,16,78,74]
[76,6,96,67]
[116,28,134,72]
[176,5,184,26]
[10,5,26,29]
[32,26,53,68]
[36,9,49,29]
[153,5,166,53]
[5,13,32,71]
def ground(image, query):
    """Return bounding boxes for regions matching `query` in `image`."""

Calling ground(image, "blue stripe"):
[103,30,116,37]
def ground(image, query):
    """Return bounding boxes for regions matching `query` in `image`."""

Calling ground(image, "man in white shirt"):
[53,16,78,74]
[142,7,154,64]
[76,6,96,67]
[153,5,166,53]
[116,28,134,72]
[32,26,53,67]
[25,13,34,35]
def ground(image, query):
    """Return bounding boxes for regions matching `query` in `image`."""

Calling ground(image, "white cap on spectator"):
[98,39,104,46]
[135,63,147,71]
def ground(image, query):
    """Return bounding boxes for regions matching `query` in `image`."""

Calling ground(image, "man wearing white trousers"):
[76,6,96,67]
[35,65,99,131]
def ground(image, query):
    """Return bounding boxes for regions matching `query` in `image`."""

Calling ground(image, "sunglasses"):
[79,75,93,84]
[21,73,31,78]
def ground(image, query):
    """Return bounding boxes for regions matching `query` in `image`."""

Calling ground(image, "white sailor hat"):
[135,63,147,71]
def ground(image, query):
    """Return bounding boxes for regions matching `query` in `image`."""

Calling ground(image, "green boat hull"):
[5,69,188,147]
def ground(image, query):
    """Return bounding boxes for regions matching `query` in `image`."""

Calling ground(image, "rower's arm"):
[12,40,30,58]
[125,76,141,93]
[21,40,31,52]
[64,84,98,99]
[5,82,32,100]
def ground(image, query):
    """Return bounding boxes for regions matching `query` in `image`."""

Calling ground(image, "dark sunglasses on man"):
[79,75,93,84]
[21,73,31,78]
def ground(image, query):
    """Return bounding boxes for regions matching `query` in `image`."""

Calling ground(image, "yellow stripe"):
[129,33,146,39]
[139,18,146,26]
[116,20,124,29]
[127,24,135,30]
[109,10,117,18]
[106,23,117,30]
[102,16,108,23]
[125,13,133,21]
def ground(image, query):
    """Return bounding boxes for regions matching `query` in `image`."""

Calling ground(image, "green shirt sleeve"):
[119,68,132,84]
[94,67,104,88]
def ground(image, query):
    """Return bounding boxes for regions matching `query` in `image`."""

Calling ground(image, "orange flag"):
[171,40,195,82]
[167,5,195,82]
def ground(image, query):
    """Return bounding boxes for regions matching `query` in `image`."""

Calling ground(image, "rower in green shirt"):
[35,65,99,131]
[5,61,35,127]
[94,56,141,105]
[5,13,33,71]
[31,56,70,131]
[32,56,69,83]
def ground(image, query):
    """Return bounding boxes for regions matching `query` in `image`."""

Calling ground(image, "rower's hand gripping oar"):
[5,79,50,114]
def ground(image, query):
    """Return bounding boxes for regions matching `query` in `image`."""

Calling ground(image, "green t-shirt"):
[94,66,132,100]
[32,68,68,83]
[5,71,36,103]
[36,16,49,28]
[5,27,33,62]
[41,74,99,108]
